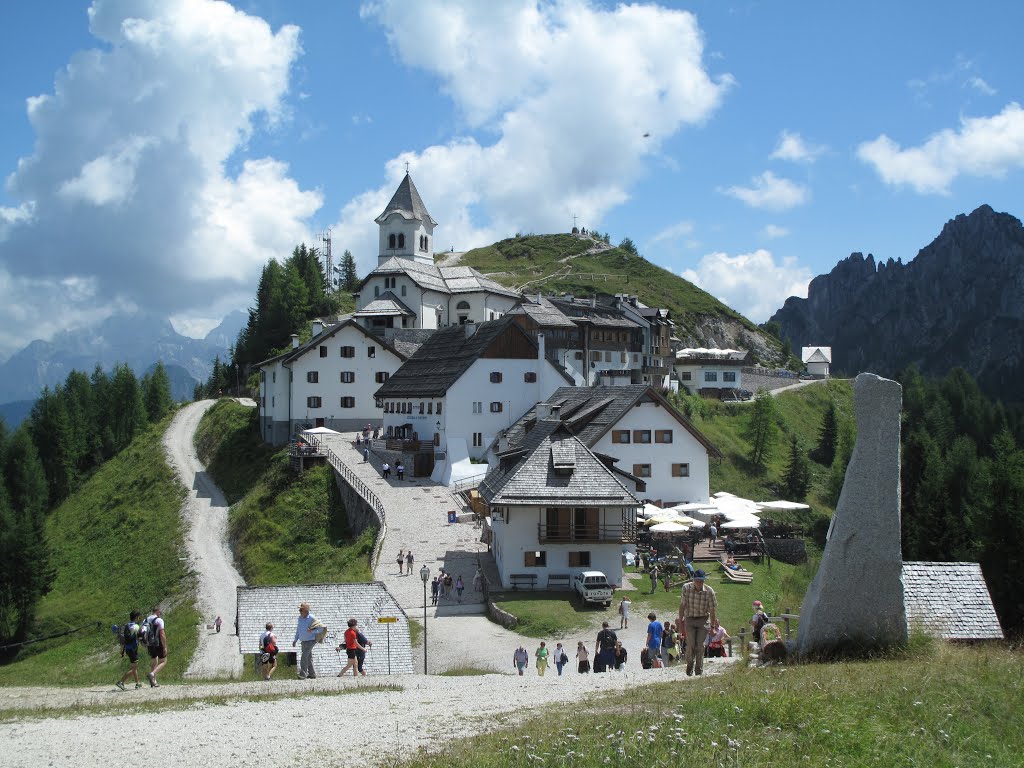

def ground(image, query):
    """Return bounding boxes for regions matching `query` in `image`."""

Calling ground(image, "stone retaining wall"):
[762,537,808,565]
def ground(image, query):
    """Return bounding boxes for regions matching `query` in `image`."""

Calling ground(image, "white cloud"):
[760,224,789,240]
[0,0,315,357]
[720,171,809,211]
[770,131,826,163]
[681,249,811,323]
[342,1,731,272]
[648,220,695,246]
[857,102,1024,194]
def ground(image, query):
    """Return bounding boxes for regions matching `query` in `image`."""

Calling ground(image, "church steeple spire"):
[375,173,437,267]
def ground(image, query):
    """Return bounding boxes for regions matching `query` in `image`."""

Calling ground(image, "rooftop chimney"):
[550,405,562,419]
[311,319,323,336]
[497,430,510,453]
[464,321,478,338]
[290,333,300,349]
[536,402,552,420]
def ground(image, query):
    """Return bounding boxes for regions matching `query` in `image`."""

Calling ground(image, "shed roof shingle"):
[902,562,1004,640]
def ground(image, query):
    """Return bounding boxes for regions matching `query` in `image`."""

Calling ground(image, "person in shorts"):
[145,606,167,687]
[260,623,279,680]
[355,627,372,675]
[337,618,363,677]
[116,610,142,690]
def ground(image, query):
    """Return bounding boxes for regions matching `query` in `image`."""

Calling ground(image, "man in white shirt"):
[145,606,167,687]
[292,602,323,679]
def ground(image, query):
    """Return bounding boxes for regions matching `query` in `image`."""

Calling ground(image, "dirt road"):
[162,400,245,679]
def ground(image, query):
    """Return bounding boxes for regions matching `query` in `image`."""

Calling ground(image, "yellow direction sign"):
[377,616,398,624]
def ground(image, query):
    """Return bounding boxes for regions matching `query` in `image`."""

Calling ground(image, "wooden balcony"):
[537,519,637,544]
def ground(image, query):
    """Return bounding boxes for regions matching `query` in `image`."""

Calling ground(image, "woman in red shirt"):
[337,618,364,677]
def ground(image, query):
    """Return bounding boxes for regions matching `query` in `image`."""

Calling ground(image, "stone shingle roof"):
[479,426,640,507]
[375,173,436,226]
[902,562,1004,640]
[374,316,533,399]
[236,582,414,675]
[502,385,722,458]
[362,258,520,299]
[255,317,407,368]
[353,291,416,317]
[386,328,435,359]
[508,298,577,328]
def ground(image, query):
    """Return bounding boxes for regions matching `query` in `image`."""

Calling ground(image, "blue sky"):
[0,1,1022,357]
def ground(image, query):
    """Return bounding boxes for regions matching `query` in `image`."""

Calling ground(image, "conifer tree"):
[746,389,778,470]
[29,387,75,504]
[110,364,147,452]
[62,370,95,474]
[142,362,173,422]
[340,249,358,292]
[90,365,117,461]
[780,434,811,501]
[811,403,838,466]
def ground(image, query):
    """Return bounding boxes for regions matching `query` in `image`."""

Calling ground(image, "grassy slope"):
[195,400,374,586]
[397,643,1023,768]
[459,235,772,343]
[0,417,200,686]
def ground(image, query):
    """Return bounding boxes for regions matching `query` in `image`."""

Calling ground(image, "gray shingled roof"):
[236,583,414,675]
[508,298,578,328]
[374,316,534,399]
[375,173,436,226]
[387,328,435,359]
[479,426,640,507]
[353,291,416,317]
[500,385,722,458]
[254,317,407,368]
[360,258,520,299]
[902,562,1004,640]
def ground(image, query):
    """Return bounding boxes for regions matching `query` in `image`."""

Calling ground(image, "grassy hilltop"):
[458,233,784,357]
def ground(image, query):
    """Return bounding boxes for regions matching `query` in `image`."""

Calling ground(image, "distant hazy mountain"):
[770,205,1024,401]
[0,309,246,405]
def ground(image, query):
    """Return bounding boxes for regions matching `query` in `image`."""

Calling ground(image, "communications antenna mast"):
[317,228,333,292]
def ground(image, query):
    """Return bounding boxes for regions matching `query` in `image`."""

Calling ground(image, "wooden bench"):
[509,573,538,590]
[546,573,571,590]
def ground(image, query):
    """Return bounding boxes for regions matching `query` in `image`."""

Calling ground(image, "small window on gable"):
[655,430,673,444]
[611,430,630,444]
[368,346,376,358]
[490,371,502,383]
[306,371,319,383]
[672,463,690,477]
[374,286,380,297]
[319,346,327,358]
[632,463,652,478]
[401,285,407,296]
[633,430,652,444]
[340,346,355,358]
[524,372,537,383]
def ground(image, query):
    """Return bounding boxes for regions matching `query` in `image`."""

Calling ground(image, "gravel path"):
[0,660,735,767]
[162,400,245,679]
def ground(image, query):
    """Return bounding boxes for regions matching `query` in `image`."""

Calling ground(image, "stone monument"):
[797,373,907,657]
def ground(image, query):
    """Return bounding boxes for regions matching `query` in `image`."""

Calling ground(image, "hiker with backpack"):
[260,623,279,680]
[141,606,167,687]
[337,618,364,677]
[115,610,143,691]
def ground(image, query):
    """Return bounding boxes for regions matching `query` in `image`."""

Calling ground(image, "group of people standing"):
[429,569,473,604]
[115,606,167,691]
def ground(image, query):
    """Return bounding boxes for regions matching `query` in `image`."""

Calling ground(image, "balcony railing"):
[537,520,637,543]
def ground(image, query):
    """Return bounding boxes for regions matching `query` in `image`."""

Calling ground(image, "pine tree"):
[110,364,147,452]
[811,403,838,466]
[62,370,95,474]
[746,389,778,470]
[981,428,1024,634]
[826,417,856,507]
[90,365,117,461]
[29,387,75,504]
[780,434,811,501]
[340,249,358,292]
[142,362,173,422]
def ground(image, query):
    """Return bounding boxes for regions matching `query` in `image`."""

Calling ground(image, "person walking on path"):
[676,569,717,677]
[455,574,465,602]
[553,642,568,675]
[397,550,405,575]
[363,446,369,462]
[144,606,167,687]
[594,621,617,673]
[430,576,440,605]
[614,641,628,670]
[406,550,414,574]
[535,641,549,676]
[293,602,325,679]
[115,611,142,691]
[576,641,591,673]
[645,612,664,669]
[618,595,631,629]
[750,600,769,644]
[513,645,529,675]
[260,623,279,680]
[396,461,405,480]
[337,618,364,677]
[382,462,391,479]
[661,620,677,666]
[649,565,659,594]
[355,628,372,675]
[708,523,718,545]
[443,572,454,600]
[473,568,482,592]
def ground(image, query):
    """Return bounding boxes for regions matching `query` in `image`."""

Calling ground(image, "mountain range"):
[0,310,246,414]
[770,204,1024,402]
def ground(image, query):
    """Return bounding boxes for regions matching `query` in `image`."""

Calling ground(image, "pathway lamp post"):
[419,564,430,674]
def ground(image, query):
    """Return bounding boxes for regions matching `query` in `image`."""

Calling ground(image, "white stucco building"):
[801,346,832,377]
[480,424,642,590]
[492,385,721,507]
[256,317,424,445]
[674,348,751,396]
[373,316,572,484]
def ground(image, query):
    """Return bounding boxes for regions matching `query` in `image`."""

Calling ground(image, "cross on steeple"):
[572,213,578,228]
[405,161,410,174]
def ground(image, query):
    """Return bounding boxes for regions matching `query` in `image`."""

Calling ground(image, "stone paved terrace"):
[316,431,489,618]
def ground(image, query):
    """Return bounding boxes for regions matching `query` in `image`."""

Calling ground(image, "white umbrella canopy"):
[757,500,811,510]
[672,502,717,512]
[649,521,689,532]
[642,503,666,518]
[721,518,761,529]
[644,513,681,525]
[301,427,341,435]
[674,515,705,528]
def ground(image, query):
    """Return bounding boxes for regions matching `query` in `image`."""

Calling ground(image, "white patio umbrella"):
[644,513,681,525]
[672,502,717,512]
[757,500,811,510]
[642,502,666,518]
[301,426,341,435]
[721,518,761,529]
[649,521,690,533]
[674,515,705,528]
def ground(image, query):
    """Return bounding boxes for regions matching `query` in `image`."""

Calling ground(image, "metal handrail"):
[452,470,490,493]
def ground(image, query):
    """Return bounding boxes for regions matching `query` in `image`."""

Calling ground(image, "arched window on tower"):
[398,233,405,249]
[388,234,396,249]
